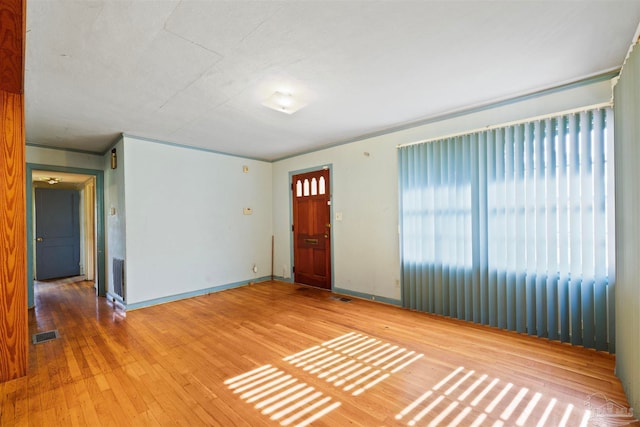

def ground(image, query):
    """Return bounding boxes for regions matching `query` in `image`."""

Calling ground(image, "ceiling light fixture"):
[46,177,60,185]
[262,91,305,115]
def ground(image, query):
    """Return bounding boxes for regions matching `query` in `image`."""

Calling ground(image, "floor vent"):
[32,330,59,344]
[330,296,352,303]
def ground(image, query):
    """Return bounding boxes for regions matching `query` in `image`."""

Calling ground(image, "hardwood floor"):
[0,279,637,426]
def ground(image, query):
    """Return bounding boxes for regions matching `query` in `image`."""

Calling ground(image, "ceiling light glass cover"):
[262,91,306,114]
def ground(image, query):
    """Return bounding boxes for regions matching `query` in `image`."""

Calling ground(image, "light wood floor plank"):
[0,279,636,426]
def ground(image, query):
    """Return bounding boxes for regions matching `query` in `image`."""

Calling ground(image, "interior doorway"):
[26,164,105,308]
[32,171,95,283]
[34,187,82,280]
[291,168,332,289]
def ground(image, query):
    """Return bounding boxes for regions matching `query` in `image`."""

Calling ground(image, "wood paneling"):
[0,0,25,94]
[0,0,27,383]
[0,91,27,382]
[1,279,636,426]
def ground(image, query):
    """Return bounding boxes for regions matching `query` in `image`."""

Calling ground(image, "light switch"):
[335,212,343,221]
[243,207,253,215]
[110,207,116,216]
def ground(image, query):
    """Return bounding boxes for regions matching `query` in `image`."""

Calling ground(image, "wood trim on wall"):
[84,179,96,281]
[0,0,27,382]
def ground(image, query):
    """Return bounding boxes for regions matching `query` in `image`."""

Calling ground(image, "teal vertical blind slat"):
[486,130,498,327]
[398,145,409,309]
[557,116,571,343]
[515,124,527,334]
[399,107,614,352]
[496,129,509,329]
[477,132,489,325]
[580,111,596,349]
[593,109,608,351]
[568,114,583,346]
[505,126,517,332]
[534,120,547,338]
[434,141,443,315]
[451,138,458,318]
[436,140,450,316]
[545,118,559,341]
[524,122,537,336]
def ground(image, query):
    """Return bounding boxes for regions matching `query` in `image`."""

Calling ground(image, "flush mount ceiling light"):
[45,177,60,185]
[262,91,306,115]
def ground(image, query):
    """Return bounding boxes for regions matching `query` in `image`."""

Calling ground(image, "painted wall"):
[272,79,614,303]
[121,136,273,305]
[104,138,126,299]
[26,145,104,170]
[614,43,640,412]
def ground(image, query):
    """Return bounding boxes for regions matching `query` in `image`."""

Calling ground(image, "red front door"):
[292,169,331,289]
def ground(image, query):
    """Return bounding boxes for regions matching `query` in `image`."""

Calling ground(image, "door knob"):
[36,237,43,242]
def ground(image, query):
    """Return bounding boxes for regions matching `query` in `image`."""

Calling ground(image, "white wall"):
[104,138,126,298]
[122,136,273,305]
[26,145,104,170]
[273,79,614,302]
[613,43,640,412]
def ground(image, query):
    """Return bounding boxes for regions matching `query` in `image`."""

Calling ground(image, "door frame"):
[288,164,334,289]
[26,164,106,307]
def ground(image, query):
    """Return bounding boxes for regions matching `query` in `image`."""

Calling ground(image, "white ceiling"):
[25,1,640,161]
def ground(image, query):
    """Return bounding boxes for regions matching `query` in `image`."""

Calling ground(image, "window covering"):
[398,107,614,351]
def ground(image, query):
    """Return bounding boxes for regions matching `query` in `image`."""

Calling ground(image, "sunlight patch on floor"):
[286,332,424,396]
[225,331,424,425]
[396,366,596,427]
[225,364,340,427]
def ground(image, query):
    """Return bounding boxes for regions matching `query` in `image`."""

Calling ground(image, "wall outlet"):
[395,279,400,288]
[243,207,253,215]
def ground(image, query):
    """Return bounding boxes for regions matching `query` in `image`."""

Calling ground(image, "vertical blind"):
[398,107,614,352]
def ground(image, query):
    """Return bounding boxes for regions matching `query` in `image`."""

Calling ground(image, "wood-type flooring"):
[1,279,636,426]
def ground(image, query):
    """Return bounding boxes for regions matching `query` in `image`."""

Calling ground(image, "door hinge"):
[292,266,295,273]
[292,224,294,232]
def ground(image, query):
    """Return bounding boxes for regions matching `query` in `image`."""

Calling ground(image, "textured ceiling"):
[25,1,640,161]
